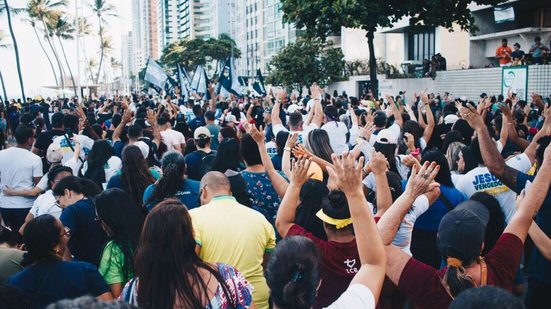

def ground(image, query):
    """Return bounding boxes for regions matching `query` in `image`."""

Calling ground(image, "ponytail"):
[281,263,312,309]
[146,151,186,208]
[442,257,475,297]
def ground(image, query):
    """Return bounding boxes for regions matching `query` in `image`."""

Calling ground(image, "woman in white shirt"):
[321,105,349,155]
[82,140,121,189]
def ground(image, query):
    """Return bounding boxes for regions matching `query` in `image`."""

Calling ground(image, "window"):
[407,28,435,61]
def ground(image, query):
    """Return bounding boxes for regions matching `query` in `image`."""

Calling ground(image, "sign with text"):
[502,66,528,101]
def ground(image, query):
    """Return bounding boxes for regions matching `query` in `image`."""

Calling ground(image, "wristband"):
[284,147,291,152]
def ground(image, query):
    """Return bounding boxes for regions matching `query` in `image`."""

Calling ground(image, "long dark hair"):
[134,200,236,309]
[53,176,101,198]
[295,180,328,240]
[470,192,505,256]
[265,236,320,309]
[145,152,186,208]
[120,145,155,210]
[21,215,61,266]
[210,138,242,172]
[307,129,334,163]
[421,151,454,187]
[374,142,399,175]
[95,189,145,283]
[83,140,114,188]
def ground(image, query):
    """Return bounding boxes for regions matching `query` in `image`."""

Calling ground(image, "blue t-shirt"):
[271,155,283,171]
[515,172,551,283]
[60,199,106,265]
[143,179,200,211]
[7,260,109,308]
[188,115,206,131]
[413,185,466,231]
[184,151,216,181]
[240,170,287,225]
[113,140,125,158]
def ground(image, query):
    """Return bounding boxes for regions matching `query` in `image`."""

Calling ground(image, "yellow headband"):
[316,209,353,229]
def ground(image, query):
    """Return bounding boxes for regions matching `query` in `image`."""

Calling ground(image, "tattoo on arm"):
[501,166,519,192]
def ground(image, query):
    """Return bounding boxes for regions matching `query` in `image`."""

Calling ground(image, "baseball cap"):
[46,143,63,163]
[376,129,398,144]
[225,114,239,124]
[437,200,490,260]
[194,127,212,140]
[444,114,459,125]
[133,141,150,159]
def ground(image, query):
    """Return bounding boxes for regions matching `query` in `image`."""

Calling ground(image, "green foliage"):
[160,34,241,72]
[267,38,345,89]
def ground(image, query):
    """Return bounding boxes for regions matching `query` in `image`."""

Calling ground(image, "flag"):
[190,65,210,101]
[215,57,242,97]
[164,75,177,97]
[143,57,168,93]
[252,69,267,97]
[177,64,191,100]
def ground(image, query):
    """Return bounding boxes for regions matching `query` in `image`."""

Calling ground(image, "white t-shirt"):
[321,121,349,155]
[326,284,375,309]
[29,190,62,219]
[272,123,318,146]
[81,156,122,184]
[51,134,94,164]
[0,147,43,209]
[160,129,186,152]
[453,153,532,223]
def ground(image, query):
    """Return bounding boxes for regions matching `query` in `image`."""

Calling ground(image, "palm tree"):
[51,15,77,96]
[24,16,58,86]
[27,0,67,91]
[87,58,98,84]
[90,0,117,84]
[76,17,94,85]
[1,0,25,101]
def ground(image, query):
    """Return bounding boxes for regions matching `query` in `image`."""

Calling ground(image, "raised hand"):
[404,132,415,150]
[457,102,484,129]
[245,123,265,144]
[122,108,134,125]
[290,157,313,187]
[285,133,298,150]
[369,151,389,175]
[292,144,313,159]
[359,122,374,141]
[331,152,365,196]
[404,161,440,198]
[146,109,157,125]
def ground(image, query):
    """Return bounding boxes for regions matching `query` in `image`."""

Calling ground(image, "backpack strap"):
[439,191,454,212]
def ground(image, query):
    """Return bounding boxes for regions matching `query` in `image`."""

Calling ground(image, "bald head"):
[200,172,231,204]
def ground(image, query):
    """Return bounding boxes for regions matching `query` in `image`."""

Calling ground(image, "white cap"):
[376,129,398,144]
[134,141,149,159]
[46,143,63,163]
[194,127,212,140]
[225,114,239,124]
[444,114,460,125]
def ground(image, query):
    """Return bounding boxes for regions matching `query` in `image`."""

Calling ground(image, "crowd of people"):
[0,83,550,309]
[496,37,551,67]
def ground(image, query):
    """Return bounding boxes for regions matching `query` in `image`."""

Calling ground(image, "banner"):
[494,6,515,24]
[144,57,168,93]
[502,66,528,101]
[216,57,243,97]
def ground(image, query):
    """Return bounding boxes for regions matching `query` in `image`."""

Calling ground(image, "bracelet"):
[284,147,291,152]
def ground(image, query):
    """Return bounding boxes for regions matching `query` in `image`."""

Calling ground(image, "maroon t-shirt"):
[288,224,359,309]
[398,233,523,309]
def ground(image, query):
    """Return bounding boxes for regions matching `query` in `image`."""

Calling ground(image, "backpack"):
[196,151,217,180]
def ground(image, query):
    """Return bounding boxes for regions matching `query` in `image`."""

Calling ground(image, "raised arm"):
[281,133,298,179]
[275,157,312,238]
[112,109,133,143]
[460,104,520,189]
[528,222,551,260]
[421,94,435,143]
[331,153,386,303]
[247,124,289,198]
[271,100,283,127]
[146,109,162,148]
[369,152,391,217]
[504,146,551,242]
[292,144,333,172]
[387,95,403,128]
[497,104,510,147]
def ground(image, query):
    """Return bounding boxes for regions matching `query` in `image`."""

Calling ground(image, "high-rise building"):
[149,0,159,59]
[121,31,135,78]
[177,0,193,38]
[231,0,295,76]
[191,0,211,39]
[157,0,180,56]
[210,0,231,38]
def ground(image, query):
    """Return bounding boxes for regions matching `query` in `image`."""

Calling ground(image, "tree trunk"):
[31,22,59,86]
[40,18,65,93]
[4,0,25,101]
[366,29,378,99]
[0,69,8,104]
[96,17,104,85]
[58,36,77,96]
